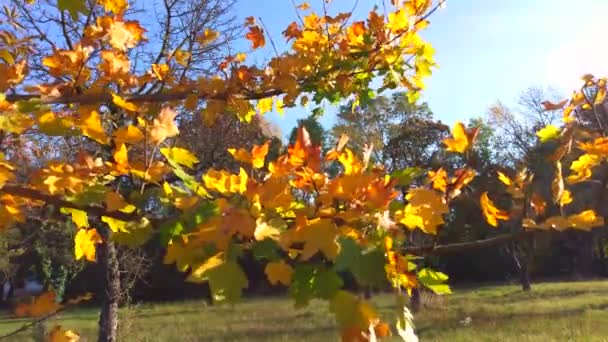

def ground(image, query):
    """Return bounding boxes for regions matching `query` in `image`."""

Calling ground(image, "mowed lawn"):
[2,280,608,341]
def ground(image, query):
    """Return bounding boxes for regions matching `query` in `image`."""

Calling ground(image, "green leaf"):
[164,157,208,197]
[334,237,386,287]
[536,124,561,143]
[391,167,424,186]
[252,239,281,261]
[417,268,451,295]
[159,201,217,245]
[204,261,248,304]
[110,218,152,248]
[57,0,88,20]
[66,185,107,206]
[290,265,343,308]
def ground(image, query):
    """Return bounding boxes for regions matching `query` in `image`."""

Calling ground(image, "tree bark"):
[98,228,120,342]
[520,260,531,291]
[410,287,421,313]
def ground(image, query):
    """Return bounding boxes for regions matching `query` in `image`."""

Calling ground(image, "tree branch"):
[403,230,542,256]
[4,88,284,105]
[1,184,141,222]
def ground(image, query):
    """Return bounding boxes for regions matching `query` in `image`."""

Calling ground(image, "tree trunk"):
[410,287,421,313]
[520,260,531,291]
[98,228,120,342]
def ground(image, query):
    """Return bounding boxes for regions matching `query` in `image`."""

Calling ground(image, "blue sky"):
[232,0,608,138]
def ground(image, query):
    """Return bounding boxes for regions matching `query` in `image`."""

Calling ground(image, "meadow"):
[1,280,608,341]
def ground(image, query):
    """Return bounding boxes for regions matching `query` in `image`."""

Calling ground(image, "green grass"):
[2,280,608,341]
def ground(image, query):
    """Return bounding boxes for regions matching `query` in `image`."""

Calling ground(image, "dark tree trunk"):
[410,287,421,313]
[520,260,531,291]
[98,228,120,342]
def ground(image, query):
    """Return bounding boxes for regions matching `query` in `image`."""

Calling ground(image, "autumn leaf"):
[443,121,478,153]
[60,207,89,228]
[246,26,265,49]
[161,147,199,169]
[80,110,109,144]
[399,188,448,235]
[111,93,138,112]
[265,261,294,286]
[47,325,80,342]
[150,106,179,145]
[228,141,269,169]
[297,2,311,10]
[105,191,135,213]
[74,228,102,262]
[14,291,62,318]
[113,125,144,144]
[99,0,128,15]
[480,192,508,227]
[536,124,560,143]
[541,99,568,111]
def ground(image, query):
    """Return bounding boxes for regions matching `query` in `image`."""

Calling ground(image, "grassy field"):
[1,280,608,341]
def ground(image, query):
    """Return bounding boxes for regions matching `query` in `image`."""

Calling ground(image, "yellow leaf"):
[60,208,89,228]
[113,125,144,144]
[187,252,224,282]
[152,63,170,81]
[560,190,573,206]
[265,261,293,286]
[74,228,102,262]
[497,171,511,186]
[567,154,600,183]
[111,93,138,112]
[99,0,128,14]
[160,147,199,169]
[101,216,127,233]
[254,217,284,241]
[399,188,448,235]
[568,210,604,231]
[203,168,248,195]
[443,121,477,153]
[388,9,408,33]
[256,97,273,115]
[330,290,379,333]
[80,110,109,144]
[480,192,509,227]
[276,98,285,115]
[150,106,179,145]
[47,325,80,342]
[536,125,560,143]
[113,143,128,167]
[280,217,339,261]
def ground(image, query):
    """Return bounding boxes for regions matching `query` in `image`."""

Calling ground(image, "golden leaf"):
[99,0,128,14]
[265,261,293,286]
[74,228,102,262]
[80,110,109,144]
[111,93,138,112]
[443,121,478,153]
[399,188,448,235]
[480,192,509,227]
[47,325,80,342]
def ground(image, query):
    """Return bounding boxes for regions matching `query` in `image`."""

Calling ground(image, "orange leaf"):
[246,26,265,49]
[480,192,509,227]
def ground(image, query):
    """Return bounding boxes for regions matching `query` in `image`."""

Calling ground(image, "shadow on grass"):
[416,301,608,338]
[483,288,608,304]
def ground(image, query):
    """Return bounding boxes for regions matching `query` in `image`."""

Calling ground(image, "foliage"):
[0,0,606,341]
